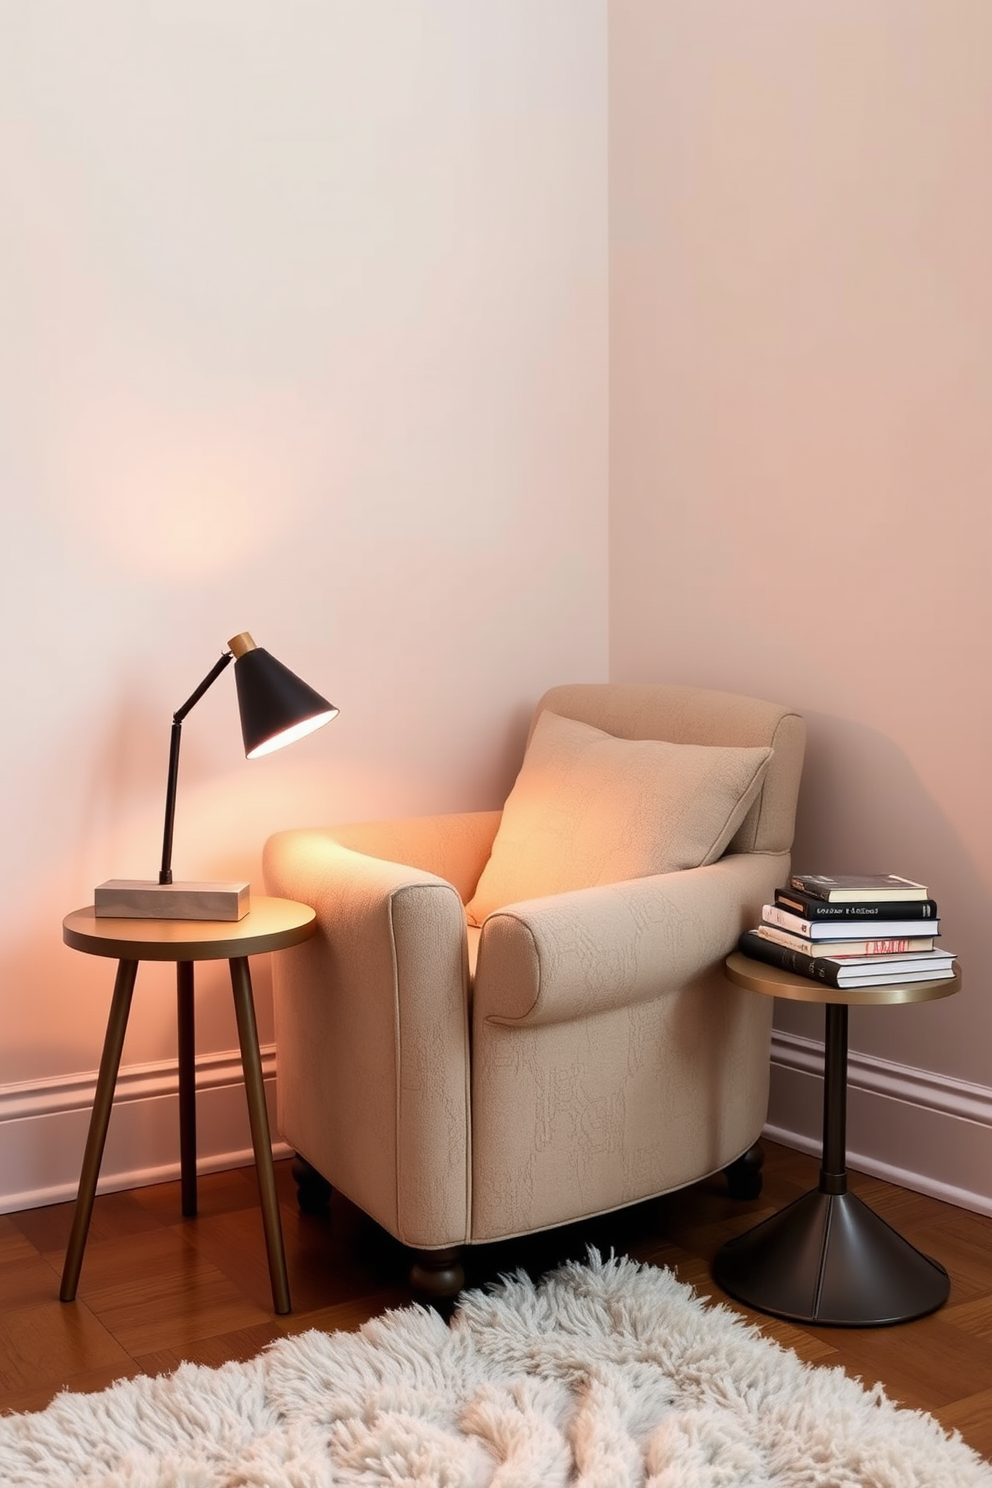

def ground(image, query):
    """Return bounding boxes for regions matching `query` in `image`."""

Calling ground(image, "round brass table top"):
[63,896,317,962]
[725,949,961,1007]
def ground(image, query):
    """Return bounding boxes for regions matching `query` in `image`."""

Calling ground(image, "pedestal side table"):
[60,896,317,1315]
[713,950,960,1327]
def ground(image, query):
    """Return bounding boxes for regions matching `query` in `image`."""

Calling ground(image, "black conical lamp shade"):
[93,629,338,920]
[230,634,339,758]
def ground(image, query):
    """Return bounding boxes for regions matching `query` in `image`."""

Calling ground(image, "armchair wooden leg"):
[723,1142,764,1200]
[292,1154,333,1215]
[409,1246,465,1301]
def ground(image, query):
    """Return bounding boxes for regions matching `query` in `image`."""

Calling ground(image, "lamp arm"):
[159,651,234,885]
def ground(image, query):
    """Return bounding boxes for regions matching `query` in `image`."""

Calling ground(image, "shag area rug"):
[1,1252,990,1487]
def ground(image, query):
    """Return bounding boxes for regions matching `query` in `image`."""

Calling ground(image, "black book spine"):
[774,889,939,921]
[738,930,844,987]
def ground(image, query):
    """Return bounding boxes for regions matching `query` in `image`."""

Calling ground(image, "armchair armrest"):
[473,850,789,1029]
[262,817,495,1248]
[265,810,501,907]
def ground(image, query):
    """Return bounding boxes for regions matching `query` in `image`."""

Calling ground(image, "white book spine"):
[755,924,932,958]
[762,904,819,937]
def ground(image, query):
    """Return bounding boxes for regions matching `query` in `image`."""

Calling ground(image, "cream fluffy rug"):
[1,1252,989,1487]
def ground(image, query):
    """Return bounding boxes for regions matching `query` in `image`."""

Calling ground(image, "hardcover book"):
[774,887,939,921]
[754,924,936,959]
[762,903,940,940]
[788,874,928,903]
[739,930,955,988]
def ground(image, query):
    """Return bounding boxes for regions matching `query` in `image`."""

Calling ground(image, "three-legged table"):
[60,897,316,1315]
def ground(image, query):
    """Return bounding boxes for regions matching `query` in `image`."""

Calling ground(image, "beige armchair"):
[263,683,805,1296]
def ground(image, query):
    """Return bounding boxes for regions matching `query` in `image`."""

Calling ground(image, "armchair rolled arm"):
[263,824,473,1019]
[263,816,491,1248]
[264,810,501,908]
[473,851,789,1029]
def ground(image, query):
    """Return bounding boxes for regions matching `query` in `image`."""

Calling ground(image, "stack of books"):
[739,873,956,988]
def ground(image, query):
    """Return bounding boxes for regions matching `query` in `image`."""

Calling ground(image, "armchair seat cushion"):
[466,710,772,925]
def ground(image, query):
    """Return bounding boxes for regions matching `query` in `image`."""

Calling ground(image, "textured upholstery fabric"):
[263,684,805,1260]
[466,710,772,925]
[533,684,803,857]
[470,853,783,1239]
[264,818,493,1246]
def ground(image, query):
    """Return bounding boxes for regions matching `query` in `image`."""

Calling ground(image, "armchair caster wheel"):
[409,1246,465,1301]
[724,1143,764,1201]
[292,1155,333,1215]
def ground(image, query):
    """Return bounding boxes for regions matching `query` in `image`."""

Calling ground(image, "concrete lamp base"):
[94,879,250,921]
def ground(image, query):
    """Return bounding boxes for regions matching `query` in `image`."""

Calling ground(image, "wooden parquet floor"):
[1,1140,990,1462]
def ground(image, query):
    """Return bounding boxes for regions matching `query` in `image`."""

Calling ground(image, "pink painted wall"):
[609,2,992,1102]
[7,0,986,1214]
[0,3,608,1108]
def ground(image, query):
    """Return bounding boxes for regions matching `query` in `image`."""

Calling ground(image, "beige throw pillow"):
[466,711,772,925]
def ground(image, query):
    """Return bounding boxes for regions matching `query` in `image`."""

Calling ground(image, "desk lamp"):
[95,632,338,920]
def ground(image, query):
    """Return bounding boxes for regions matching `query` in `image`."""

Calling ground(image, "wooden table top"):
[63,896,317,961]
[725,949,961,1007]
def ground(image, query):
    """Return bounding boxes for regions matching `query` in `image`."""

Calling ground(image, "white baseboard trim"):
[767,1029,992,1217]
[7,1031,991,1220]
[0,1047,292,1215]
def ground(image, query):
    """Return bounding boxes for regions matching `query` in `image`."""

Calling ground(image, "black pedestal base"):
[713,1187,949,1326]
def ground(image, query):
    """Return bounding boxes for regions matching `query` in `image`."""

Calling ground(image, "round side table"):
[60,897,316,1315]
[713,950,961,1327]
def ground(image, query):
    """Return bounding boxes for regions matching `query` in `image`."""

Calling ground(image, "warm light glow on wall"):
[66,407,281,577]
[55,384,330,580]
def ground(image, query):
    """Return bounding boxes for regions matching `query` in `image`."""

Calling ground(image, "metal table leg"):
[713,1004,949,1326]
[177,961,197,1217]
[60,959,139,1302]
[228,955,291,1314]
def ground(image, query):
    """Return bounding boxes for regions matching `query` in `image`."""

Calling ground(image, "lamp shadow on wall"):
[783,707,989,1059]
[791,709,985,894]
[73,687,177,888]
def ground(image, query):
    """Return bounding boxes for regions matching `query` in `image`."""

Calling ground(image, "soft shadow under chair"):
[263,683,805,1296]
